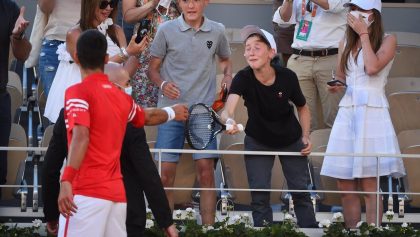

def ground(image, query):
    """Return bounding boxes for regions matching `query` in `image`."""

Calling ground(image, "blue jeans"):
[39,39,63,96]
[244,135,317,228]
[0,92,11,199]
[154,120,218,162]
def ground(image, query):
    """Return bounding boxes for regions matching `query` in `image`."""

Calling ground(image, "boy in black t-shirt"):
[221,25,317,228]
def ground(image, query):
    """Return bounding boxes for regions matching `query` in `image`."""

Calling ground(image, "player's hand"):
[300,136,312,156]
[171,104,188,121]
[46,220,59,235]
[12,7,30,38]
[164,224,179,237]
[58,181,77,217]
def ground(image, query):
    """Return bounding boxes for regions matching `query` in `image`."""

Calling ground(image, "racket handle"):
[226,124,244,131]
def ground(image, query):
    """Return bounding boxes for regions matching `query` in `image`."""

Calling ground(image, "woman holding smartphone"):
[44,0,147,123]
[321,0,405,228]
[123,0,181,107]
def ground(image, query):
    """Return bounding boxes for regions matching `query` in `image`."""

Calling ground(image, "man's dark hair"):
[76,29,108,70]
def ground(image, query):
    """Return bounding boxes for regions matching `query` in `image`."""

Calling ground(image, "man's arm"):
[218,57,233,90]
[144,104,188,126]
[42,109,68,234]
[279,0,294,22]
[57,125,89,217]
[123,0,159,23]
[11,7,31,61]
[148,56,180,100]
[38,0,55,14]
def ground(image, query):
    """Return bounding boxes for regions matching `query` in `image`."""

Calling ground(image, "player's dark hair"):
[76,29,108,70]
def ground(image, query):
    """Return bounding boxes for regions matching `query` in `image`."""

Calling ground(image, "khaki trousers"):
[287,54,344,131]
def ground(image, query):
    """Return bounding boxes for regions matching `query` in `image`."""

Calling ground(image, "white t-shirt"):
[273,0,349,50]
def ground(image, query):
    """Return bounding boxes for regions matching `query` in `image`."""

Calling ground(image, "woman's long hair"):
[79,0,120,47]
[339,9,383,74]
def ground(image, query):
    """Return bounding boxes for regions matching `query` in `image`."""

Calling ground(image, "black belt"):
[293,48,338,57]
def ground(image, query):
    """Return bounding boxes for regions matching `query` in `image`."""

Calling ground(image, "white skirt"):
[44,60,81,123]
[320,105,406,179]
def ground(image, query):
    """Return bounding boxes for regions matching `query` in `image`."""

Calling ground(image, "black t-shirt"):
[0,0,19,93]
[229,64,306,147]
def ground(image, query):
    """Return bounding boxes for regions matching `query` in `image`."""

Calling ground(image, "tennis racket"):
[185,103,244,150]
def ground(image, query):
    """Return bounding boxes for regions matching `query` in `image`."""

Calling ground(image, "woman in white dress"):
[44,0,147,123]
[320,0,405,228]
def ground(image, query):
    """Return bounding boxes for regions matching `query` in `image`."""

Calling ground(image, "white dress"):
[44,35,121,123]
[320,46,406,180]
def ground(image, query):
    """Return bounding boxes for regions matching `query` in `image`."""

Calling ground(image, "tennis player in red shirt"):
[57,29,187,237]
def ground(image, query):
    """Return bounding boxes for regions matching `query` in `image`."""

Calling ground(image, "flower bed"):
[1,210,420,236]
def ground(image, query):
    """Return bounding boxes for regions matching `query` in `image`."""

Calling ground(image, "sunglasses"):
[306,1,312,13]
[99,0,118,10]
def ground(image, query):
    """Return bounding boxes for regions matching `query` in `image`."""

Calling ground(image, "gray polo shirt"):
[150,15,231,107]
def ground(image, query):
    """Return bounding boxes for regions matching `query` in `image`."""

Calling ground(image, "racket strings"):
[188,108,215,149]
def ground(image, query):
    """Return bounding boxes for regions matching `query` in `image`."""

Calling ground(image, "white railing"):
[1,146,420,225]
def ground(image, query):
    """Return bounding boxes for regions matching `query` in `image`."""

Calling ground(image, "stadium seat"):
[309,128,342,206]
[6,86,22,123]
[401,145,420,207]
[385,77,420,97]
[40,124,55,153]
[397,129,420,150]
[389,92,420,135]
[2,123,28,201]
[389,46,420,78]
[144,125,158,144]
[7,71,22,95]
[220,143,285,206]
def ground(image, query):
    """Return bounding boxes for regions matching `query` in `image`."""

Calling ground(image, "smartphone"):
[135,19,151,44]
[327,79,347,87]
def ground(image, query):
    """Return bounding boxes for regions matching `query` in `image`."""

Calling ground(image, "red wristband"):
[61,166,78,183]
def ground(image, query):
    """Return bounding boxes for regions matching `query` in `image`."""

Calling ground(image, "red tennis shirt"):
[64,73,145,202]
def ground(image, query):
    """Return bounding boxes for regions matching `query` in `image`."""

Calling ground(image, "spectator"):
[321,0,405,228]
[147,0,232,225]
[36,0,81,96]
[42,63,181,236]
[44,0,147,123]
[0,0,31,199]
[123,0,181,107]
[272,0,295,65]
[57,30,185,236]
[274,0,348,130]
[221,25,316,228]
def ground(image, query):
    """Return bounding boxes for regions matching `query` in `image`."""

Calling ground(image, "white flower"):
[186,207,193,212]
[146,208,152,214]
[32,219,42,228]
[145,219,154,229]
[369,223,376,227]
[202,225,214,233]
[242,213,249,218]
[385,210,394,216]
[175,209,182,216]
[332,212,343,222]
[384,225,390,230]
[231,215,241,224]
[356,221,364,228]
[402,222,408,228]
[284,213,294,220]
[318,219,331,228]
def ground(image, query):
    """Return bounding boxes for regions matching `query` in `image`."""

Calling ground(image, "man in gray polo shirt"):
[148,0,232,225]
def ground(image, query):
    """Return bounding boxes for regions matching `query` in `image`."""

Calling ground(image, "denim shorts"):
[154,120,218,163]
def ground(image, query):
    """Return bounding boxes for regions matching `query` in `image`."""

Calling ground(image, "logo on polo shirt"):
[206,41,213,49]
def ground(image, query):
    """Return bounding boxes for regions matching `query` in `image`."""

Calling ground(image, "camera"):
[135,19,151,44]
